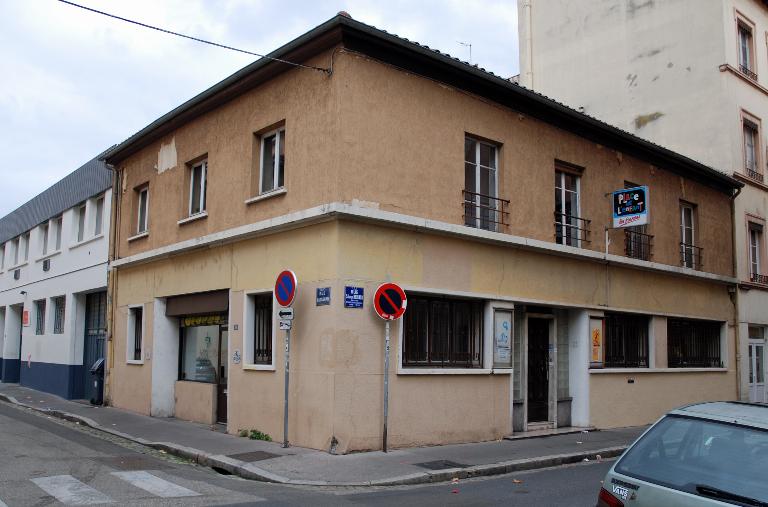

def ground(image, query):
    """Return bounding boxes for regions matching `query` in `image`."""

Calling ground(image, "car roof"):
[669,401,768,429]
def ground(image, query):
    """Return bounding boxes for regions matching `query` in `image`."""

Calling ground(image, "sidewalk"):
[0,383,644,487]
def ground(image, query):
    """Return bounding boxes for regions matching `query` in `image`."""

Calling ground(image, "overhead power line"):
[57,0,330,74]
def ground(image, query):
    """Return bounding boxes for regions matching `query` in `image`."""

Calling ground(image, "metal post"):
[283,328,291,448]
[383,320,390,453]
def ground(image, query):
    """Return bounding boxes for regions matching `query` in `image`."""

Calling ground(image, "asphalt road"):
[0,401,609,506]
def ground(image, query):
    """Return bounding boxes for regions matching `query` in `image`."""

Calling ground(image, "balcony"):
[745,166,764,183]
[740,64,758,82]
[680,242,703,270]
[751,272,768,285]
[554,213,590,247]
[624,229,653,261]
[462,190,509,232]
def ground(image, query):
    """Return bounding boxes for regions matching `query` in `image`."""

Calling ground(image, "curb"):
[0,394,626,487]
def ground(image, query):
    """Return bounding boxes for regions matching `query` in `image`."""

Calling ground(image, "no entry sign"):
[373,283,407,321]
[274,270,297,307]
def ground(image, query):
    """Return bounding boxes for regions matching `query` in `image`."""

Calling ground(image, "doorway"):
[749,341,765,403]
[83,292,107,402]
[217,327,228,424]
[527,317,550,423]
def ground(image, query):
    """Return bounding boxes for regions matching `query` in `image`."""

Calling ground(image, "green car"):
[598,402,768,507]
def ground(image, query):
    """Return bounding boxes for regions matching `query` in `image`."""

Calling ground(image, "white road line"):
[0,498,7,507]
[111,471,200,498]
[31,475,113,505]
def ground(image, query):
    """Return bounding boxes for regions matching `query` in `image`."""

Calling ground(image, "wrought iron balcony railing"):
[740,64,758,81]
[680,242,703,270]
[746,166,764,182]
[554,212,591,246]
[462,190,510,232]
[751,272,768,285]
[624,229,653,261]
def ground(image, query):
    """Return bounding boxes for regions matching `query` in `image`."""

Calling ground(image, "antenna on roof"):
[457,41,472,64]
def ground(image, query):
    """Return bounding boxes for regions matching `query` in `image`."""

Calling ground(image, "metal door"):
[216,328,228,424]
[83,291,107,401]
[749,342,765,403]
[527,318,550,423]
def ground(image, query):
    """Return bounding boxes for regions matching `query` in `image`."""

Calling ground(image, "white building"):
[518,0,768,403]
[0,155,112,401]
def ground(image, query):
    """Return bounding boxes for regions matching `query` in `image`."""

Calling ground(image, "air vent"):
[13,269,20,280]
[42,259,50,272]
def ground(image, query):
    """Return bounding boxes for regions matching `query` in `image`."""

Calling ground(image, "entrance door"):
[527,318,550,423]
[749,341,765,403]
[216,328,228,424]
[83,292,107,402]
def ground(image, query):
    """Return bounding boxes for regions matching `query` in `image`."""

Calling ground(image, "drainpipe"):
[730,186,743,401]
[104,164,121,405]
[521,0,533,88]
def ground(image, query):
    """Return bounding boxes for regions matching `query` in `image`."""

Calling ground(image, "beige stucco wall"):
[175,380,216,425]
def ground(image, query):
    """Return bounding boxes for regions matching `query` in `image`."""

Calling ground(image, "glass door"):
[217,328,228,424]
[749,341,765,403]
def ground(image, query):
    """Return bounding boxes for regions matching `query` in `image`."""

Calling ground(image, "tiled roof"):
[0,153,113,244]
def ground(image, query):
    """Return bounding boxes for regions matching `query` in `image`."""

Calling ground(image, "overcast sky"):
[0,0,519,217]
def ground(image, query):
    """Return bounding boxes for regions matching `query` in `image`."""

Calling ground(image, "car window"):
[615,415,768,503]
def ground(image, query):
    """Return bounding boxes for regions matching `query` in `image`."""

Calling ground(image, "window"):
[23,232,30,262]
[40,222,49,256]
[668,319,722,368]
[555,168,586,246]
[179,320,222,382]
[189,161,207,216]
[35,299,46,335]
[0,243,4,270]
[94,196,104,236]
[136,186,149,234]
[53,296,65,334]
[680,203,699,269]
[128,306,143,362]
[76,203,86,242]
[604,313,649,368]
[623,181,652,260]
[12,237,19,266]
[260,128,285,193]
[750,223,763,279]
[250,293,273,365]
[738,20,756,79]
[743,119,762,180]
[464,136,505,231]
[54,216,62,251]
[403,294,484,368]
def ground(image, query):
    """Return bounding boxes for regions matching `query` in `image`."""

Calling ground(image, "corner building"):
[105,15,742,453]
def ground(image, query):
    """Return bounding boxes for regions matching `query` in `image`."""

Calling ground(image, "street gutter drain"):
[413,460,469,470]
[226,451,283,462]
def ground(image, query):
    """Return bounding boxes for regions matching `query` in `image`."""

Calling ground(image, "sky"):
[0,0,519,217]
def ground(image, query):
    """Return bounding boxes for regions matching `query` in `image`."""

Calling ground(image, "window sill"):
[398,367,507,375]
[35,250,62,262]
[245,187,287,205]
[177,212,208,226]
[242,363,276,371]
[127,232,149,243]
[126,359,144,365]
[589,367,728,374]
[7,261,29,270]
[69,234,104,250]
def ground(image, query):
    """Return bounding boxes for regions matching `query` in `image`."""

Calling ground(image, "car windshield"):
[615,415,768,503]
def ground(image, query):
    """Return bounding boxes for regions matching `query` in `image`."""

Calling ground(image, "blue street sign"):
[316,287,331,306]
[344,286,364,308]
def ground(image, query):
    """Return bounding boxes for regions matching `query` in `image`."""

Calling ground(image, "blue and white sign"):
[316,287,331,306]
[612,186,649,228]
[344,286,364,308]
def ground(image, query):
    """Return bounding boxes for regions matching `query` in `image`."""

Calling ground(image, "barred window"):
[129,307,143,362]
[668,319,722,368]
[252,294,273,365]
[53,296,65,334]
[35,299,46,335]
[403,295,484,368]
[604,313,649,368]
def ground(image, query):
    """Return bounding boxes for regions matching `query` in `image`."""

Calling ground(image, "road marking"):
[31,475,113,505]
[111,471,200,498]
[0,499,7,507]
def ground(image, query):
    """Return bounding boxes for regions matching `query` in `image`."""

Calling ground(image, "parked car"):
[597,401,768,506]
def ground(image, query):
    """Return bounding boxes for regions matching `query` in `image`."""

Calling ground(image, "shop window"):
[245,293,273,366]
[53,296,65,334]
[178,314,225,382]
[128,306,143,362]
[604,313,649,368]
[668,319,722,368]
[403,294,484,368]
[260,127,285,194]
[35,299,46,335]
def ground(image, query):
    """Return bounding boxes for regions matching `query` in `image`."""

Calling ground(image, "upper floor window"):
[743,118,762,181]
[23,232,30,262]
[623,181,653,261]
[0,243,4,270]
[11,237,19,266]
[555,166,588,247]
[189,160,207,216]
[76,203,86,242]
[53,216,62,251]
[94,196,104,236]
[738,20,757,80]
[680,202,700,269]
[136,186,149,234]
[463,136,507,231]
[749,222,766,284]
[260,128,285,194]
[41,222,49,256]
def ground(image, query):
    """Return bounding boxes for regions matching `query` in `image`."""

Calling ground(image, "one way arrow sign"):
[278,308,294,320]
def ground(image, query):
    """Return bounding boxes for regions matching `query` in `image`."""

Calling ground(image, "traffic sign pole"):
[283,327,291,448]
[383,320,390,453]
[274,269,297,449]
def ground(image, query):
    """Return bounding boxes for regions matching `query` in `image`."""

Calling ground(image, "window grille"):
[604,314,649,368]
[253,294,273,364]
[53,296,65,334]
[668,319,722,368]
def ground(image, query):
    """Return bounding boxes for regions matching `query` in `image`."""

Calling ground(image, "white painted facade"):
[0,188,111,399]
[519,0,768,402]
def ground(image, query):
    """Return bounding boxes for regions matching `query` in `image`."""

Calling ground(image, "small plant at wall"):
[249,429,272,441]
[237,429,248,438]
